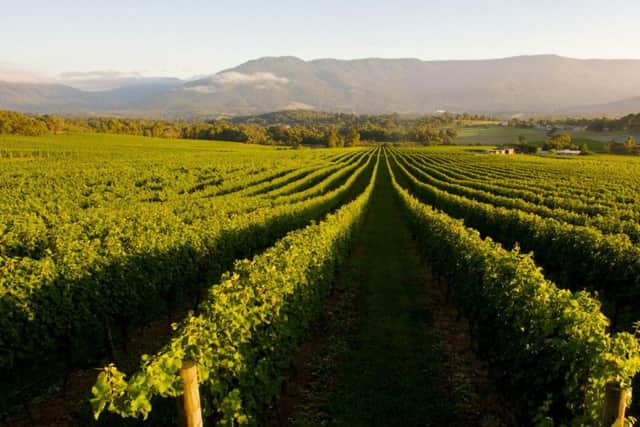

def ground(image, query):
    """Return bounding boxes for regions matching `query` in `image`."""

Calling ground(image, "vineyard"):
[1,134,640,426]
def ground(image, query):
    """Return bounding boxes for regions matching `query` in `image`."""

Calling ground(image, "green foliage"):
[578,143,592,155]
[0,135,375,412]
[625,136,638,154]
[344,127,360,147]
[392,150,640,243]
[586,114,640,132]
[326,128,340,148]
[545,133,573,150]
[386,151,640,425]
[5,133,640,424]
[0,110,49,136]
[230,110,493,128]
[0,109,495,146]
[90,151,380,424]
[389,148,640,333]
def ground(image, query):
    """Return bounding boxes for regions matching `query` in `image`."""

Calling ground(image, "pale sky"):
[2,0,640,79]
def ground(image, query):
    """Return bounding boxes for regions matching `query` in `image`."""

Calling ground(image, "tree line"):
[0,110,481,146]
[583,113,640,132]
[504,113,640,132]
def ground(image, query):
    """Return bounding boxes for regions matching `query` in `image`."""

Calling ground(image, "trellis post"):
[180,360,203,427]
[602,382,630,427]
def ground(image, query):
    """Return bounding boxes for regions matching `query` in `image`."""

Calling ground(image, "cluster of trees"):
[504,133,591,154]
[504,114,640,133]
[0,110,51,136]
[536,133,592,154]
[544,133,574,150]
[585,114,640,132]
[505,117,589,129]
[0,110,329,145]
[504,116,640,155]
[605,136,639,154]
[542,130,638,155]
[233,110,465,145]
[231,109,493,128]
[0,110,467,147]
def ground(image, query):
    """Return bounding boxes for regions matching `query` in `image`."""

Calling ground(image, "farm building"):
[556,149,581,155]
[486,148,515,155]
[538,149,581,155]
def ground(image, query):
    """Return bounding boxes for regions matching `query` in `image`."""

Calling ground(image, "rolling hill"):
[2,55,640,116]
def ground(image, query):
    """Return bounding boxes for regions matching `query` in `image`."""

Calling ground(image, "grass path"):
[287,160,462,426]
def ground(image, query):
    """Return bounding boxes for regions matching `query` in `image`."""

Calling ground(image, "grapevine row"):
[386,151,640,425]
[90,150,380,425]
[389,149,640,330]
[404,151,638,218]
[395,151,640,243]
[0,148,375,411]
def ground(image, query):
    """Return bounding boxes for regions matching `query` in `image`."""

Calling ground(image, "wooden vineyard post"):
[601,382,629,427]
[180,360,203,427]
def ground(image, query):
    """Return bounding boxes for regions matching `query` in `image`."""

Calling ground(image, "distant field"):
[568,129,640,143]
[454,119,499,126]
[453,125,640,152]
[0,132,280,156]
[453,126,546,145]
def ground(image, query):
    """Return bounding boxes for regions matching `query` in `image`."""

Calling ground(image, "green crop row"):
[389,149,640,330]
[395,151,640,243]
[386,151,640,425]
[0,148,375,412]
[90,151,380,425]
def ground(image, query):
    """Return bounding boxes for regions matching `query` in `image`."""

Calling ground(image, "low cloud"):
[213,71,289,85]
[187,71,289,92]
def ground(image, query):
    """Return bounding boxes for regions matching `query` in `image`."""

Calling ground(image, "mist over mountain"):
[59,71,184,92]
[2,55,640,116]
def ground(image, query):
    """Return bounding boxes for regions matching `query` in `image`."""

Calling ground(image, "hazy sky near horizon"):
[2,0,640,79]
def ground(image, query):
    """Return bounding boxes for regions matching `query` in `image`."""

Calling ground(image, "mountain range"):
[2,55,640,117]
